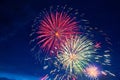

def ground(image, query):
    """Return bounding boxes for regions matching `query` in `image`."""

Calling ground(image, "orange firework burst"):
[84,65,100,79]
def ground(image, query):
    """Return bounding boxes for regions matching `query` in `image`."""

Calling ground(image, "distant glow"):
[84,65,100,79]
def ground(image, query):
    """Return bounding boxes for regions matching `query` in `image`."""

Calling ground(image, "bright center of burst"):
[55,32,59,37]
[69,54,77,61]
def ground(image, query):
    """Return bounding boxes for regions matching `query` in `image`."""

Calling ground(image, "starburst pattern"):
[84,65,100,79]
[36,11,79,55]
[57,35,96,73]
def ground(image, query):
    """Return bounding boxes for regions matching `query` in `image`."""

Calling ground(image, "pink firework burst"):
[84,65,100,79]
[37,11,79,55]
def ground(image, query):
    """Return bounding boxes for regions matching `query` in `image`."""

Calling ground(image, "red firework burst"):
[37,12,79,55]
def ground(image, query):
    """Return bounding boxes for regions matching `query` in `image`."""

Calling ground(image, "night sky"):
[0,0,120,80]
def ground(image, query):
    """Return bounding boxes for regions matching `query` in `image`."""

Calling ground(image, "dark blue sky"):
[0,0,120,79]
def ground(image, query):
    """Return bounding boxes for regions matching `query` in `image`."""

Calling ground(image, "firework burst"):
[84,65,100,80]
[40,26,115,79]
[30,6,116,80]
[30,5,80,56]
[57,35,96,74]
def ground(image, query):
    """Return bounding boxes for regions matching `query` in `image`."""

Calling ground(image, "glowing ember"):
[85,65,100,79]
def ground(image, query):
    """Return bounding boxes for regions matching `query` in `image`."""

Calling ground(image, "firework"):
[57,35,96,74]
[30,6,116,80]
[39,27,115,79]
[53,26,115,79]
[30,6,79,55]
[84,65,100,80]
